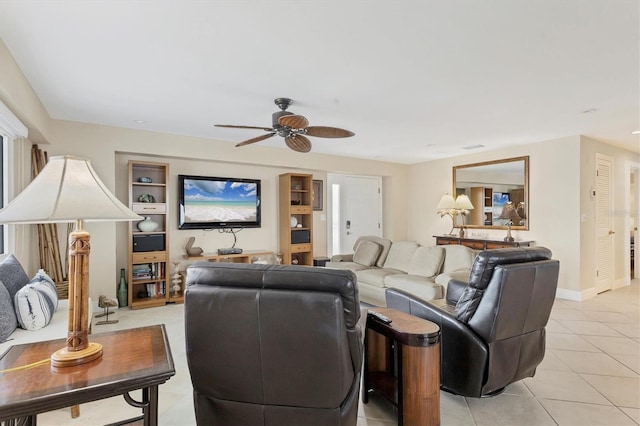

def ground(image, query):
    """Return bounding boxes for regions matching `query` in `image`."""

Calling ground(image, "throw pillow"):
[0,254,30,300]
[14,269,59,331]
[0,282,17,342]
[353,240,382,267]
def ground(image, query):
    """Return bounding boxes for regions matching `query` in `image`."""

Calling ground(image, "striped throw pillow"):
[14,270,59,331]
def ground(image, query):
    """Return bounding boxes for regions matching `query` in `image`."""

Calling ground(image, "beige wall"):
[407,136,583,296]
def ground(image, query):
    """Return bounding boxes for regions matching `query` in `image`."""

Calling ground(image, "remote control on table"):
[368,311,392,324]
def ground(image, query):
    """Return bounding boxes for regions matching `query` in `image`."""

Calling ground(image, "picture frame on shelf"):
[313,180,323,211]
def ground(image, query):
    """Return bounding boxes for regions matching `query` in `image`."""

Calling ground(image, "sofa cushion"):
[441,245,476,273]
[325,261,372,272]
[408,246,445,278]
[353,236,393,267]
[382,241,420,273]
[356,268,404,288]
[0,282,17,343]
[353,240,382,267]
[435,270,471,287]
[14,270,59,331]
[384,274,444,300]
[0,254,30,300]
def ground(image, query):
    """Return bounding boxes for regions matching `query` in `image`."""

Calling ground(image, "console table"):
[0,325,175,425]
[363,308,441,426]
[434,235,533,250]
[186,250,273,263]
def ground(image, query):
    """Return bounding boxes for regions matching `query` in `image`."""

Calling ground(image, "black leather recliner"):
[184,262,363,426]
[386,247,559,397]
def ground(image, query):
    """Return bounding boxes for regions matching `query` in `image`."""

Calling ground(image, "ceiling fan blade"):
[285,135,312,153]
[305,126,355,138]
[278,114,309,129]
[216,124,274,131]
[235,132,276,147]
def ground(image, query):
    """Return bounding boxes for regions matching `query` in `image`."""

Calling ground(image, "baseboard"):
[555,286,598,301]
[613,277,630,290]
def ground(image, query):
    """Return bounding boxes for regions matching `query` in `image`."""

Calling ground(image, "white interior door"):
[595,153,614,293]
[327,174,382,255]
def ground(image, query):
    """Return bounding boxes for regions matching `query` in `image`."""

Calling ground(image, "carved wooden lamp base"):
[51,342,103,369]
[51,226,103,369]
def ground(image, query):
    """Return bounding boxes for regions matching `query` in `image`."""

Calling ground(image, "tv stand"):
[218,247,243,255]
[186,250,273,263]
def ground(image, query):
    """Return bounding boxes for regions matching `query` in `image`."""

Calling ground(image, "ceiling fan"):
[215,98,355,153]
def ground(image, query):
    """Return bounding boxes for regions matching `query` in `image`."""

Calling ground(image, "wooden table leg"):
[70,404,80,418]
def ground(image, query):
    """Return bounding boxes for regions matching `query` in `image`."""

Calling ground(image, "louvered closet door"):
[595,154,614,293]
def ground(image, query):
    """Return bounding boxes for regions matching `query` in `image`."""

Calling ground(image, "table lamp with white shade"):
[437,193,475,235]
[0,155,141,368]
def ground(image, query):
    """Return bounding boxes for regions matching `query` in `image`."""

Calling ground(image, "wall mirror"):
[453,156,529,230]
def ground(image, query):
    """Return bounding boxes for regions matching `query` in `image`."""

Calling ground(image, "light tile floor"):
[34,279,639,425]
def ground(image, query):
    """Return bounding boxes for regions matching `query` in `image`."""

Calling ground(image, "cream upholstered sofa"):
[326,236,476,306]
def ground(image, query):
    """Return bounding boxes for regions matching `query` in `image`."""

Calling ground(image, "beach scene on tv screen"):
[184,179,258,222]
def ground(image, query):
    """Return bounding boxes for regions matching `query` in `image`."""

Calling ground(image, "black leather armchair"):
[386,247,559,397]
[185,262,363,426]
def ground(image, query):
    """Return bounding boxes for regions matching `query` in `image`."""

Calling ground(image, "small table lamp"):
[0,155,141,368]
[437,194,457,235]
[498,201,521,242]
[437,194,475,235]
[455,194,474,225]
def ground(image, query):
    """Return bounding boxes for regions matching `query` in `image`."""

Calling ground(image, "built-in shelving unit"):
[279,173,314,266]
[128,161,182,309]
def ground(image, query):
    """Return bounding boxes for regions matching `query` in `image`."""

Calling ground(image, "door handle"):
[609,230,615,235]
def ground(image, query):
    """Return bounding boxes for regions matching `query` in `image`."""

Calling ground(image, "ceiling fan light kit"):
[215,98,354,153]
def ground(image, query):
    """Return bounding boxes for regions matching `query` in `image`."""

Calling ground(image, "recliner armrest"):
[446,279,467,304]
[330,253,354,262]
[385,287,489,397]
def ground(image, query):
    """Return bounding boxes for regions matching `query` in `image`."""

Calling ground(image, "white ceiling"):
[0,1,638,164]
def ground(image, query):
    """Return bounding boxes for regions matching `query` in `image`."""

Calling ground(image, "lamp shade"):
[0,155,141,224]
[436,194,457,210]
[498,201,521,222]
[455,194,474,210]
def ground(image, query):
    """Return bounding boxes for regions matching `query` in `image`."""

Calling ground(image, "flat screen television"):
[178,174,261,230]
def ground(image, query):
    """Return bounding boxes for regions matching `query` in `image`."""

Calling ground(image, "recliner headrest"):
[186,262,361,328]
[468,247,552,291]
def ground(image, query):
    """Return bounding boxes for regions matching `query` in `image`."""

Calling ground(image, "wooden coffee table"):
[0,324,175,425]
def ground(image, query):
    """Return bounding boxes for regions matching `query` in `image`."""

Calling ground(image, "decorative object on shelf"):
[138,193,156,203]
[95,295,118,325]
[291,254,300,265]
[459,227,466,238]
[0,155,141,368]
[137,216,159,232]
[171,261,182,297]
[117,268,128,308]
[137,176,152,183]
[436,194,475,235]
[291,199,301,205]
[185,236,204,257]
[290,216,298,228]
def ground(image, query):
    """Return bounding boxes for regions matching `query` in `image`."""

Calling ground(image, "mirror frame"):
[452,156,529,230]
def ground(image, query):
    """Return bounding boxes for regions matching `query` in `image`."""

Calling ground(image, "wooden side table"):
[363,308,441,426]
[0,324,175,425]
